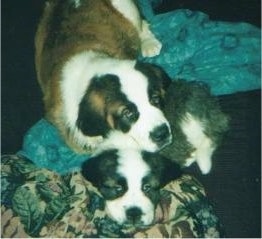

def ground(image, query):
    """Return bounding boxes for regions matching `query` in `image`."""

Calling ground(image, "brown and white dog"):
[35,0,172,153]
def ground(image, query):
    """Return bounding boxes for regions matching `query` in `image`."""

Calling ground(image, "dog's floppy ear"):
[142,151,182,187]
[81,149,119,187]
[77,75,118,137]
[77,92,109,137]
[81,155,101,187]
[160,155,183,187]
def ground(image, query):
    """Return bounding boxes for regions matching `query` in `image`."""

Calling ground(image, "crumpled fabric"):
[1,155,224,238]
[138,0,261,95]
[18,119,89,174]
[18,0,261,173]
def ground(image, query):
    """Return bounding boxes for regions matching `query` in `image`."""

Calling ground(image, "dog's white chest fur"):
[181,113,214,174]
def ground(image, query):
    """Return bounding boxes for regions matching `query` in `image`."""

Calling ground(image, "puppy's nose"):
[150,123,170,143]
[126,207,142,224]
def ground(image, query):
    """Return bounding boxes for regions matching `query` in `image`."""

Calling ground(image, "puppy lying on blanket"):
[1,154,223,238]
[81,132,182,227]
[161,80,229,174]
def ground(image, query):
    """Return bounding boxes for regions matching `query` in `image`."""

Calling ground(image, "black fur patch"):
[81,149,119,185]
[135,62,172,109]
[142,151,182,187]
[81,149,128,200]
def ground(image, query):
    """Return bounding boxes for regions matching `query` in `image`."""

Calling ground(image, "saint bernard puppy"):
[35,0,172,153]
[161,80,229,174]
[81,132,182,226]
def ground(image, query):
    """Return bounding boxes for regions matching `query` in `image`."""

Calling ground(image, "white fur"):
[105,148,155,225]
[110,63,172,152]
[110,0,162,57]
[74,0,81,8]
[140,20,162,57]
[94,131,141,155]
[181,113,214,174]
[61,51,171,152]
[110,0,141,31]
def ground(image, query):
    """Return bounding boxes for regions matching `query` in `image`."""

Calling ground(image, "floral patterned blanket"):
[1,155,224,238]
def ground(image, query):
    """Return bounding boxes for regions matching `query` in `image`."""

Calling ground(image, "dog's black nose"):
[126,207,142,224]
[150,123,170,144]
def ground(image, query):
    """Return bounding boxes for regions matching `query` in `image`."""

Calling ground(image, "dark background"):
[1,0,261,237]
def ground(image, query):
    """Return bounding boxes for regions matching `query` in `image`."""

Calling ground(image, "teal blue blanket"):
[138,1,261,95]
[18,1,261,174]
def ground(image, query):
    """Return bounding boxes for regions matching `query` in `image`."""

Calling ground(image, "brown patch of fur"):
[106,104,125,129]
[89,91,106,117]
[88,90,126,130]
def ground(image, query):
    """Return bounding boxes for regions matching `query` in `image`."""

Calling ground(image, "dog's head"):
[76,61,172,152]
[81,133,181,226]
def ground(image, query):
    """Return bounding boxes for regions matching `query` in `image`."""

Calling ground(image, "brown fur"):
[35,0,142,152]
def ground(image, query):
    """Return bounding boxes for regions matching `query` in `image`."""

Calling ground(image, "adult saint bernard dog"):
[35,0,172,153]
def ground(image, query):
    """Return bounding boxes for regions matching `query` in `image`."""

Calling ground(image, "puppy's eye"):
[121,106,139,122]
[150,94,161,106]
[115,185,124,193]
[142,184,151,193]
[122,108,133,119]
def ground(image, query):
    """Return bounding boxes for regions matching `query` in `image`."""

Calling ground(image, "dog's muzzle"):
[150,123,172,149]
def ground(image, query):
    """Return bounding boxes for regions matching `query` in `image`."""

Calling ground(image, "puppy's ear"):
[77,95,109,137]
[81,156,101,187]
[81,157,106,211]
[77,76,110,136]
[160,156,183,187]
[81,149,119,187]
[142,151,182,187]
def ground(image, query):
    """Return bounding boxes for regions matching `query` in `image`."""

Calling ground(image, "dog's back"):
[35,0,140,91]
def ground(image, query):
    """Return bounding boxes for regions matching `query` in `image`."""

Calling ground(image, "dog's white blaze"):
[61,51,170,152]
[181,113,214,174]
[115,69,171,152]
[105,149,155,225]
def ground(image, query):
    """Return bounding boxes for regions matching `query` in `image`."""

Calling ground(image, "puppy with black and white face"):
[35,0,171,153]
[81,132,181,226]
[74,58,172,152]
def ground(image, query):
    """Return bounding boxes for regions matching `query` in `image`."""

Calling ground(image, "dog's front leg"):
[111,0,162,57]
[139,20,162,57]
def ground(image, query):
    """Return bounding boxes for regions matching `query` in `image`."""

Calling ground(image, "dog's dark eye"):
[121,106,139,122]
[115,185,124,193]
[142,184,151,193]
[150,94,161,107]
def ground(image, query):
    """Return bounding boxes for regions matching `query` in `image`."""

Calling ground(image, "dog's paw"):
[141,37,162,57]
[197,159,212,175]
[81,135,104,153]
[184,152,196,167]
[140,20,162,57]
